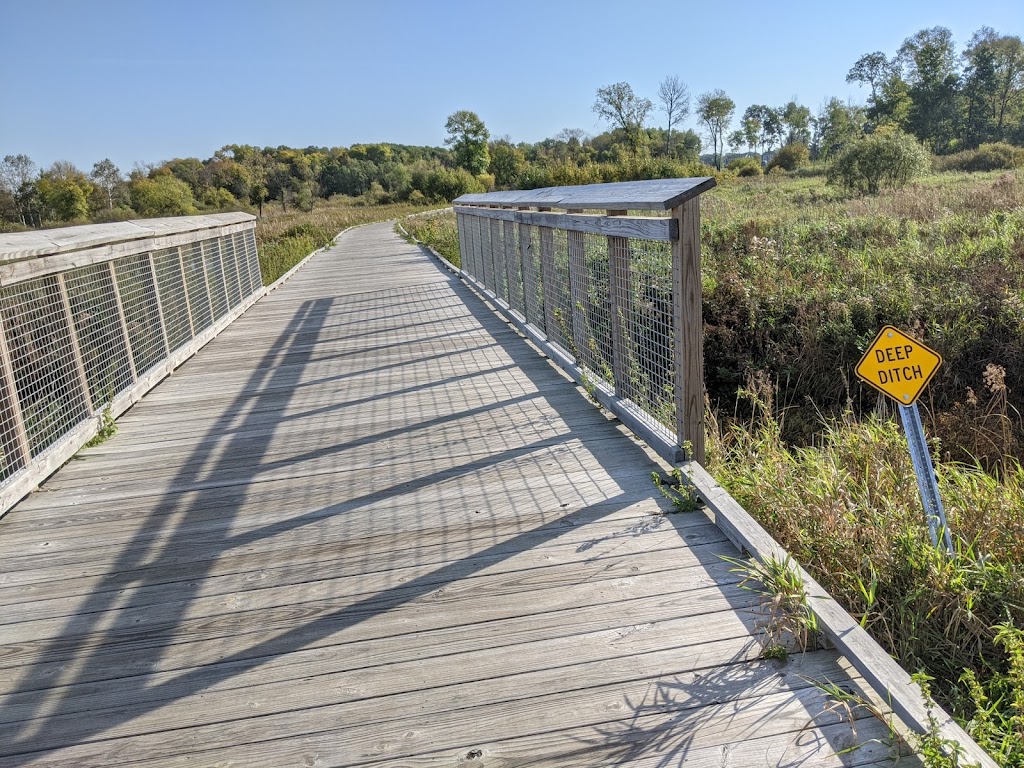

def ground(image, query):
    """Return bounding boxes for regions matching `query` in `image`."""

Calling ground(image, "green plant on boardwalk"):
[722,554,820,661]
[85,404,117,447]
[651,464,700,513]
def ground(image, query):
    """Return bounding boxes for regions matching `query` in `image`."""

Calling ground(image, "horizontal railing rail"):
[0,213,263,515]
[454,178,714,465]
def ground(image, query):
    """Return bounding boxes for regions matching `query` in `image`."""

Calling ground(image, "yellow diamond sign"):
[856,326,942,405]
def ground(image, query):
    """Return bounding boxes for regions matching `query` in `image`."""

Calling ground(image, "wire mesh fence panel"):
[523,226,545,334]
[153,248,193,352]
[0,331,29,481]
[545,229,575,361]
[0,276,90,457]
[204,238,230,320]
[503,219,525,316]
[628,240,676,432]
[115,254,167,375]
[234,231,256,296]
[574,232,613,388]
[219,234,243,309]
[477,216,490,291]
[64,264,135,407]
[182,241,213,333]
[489,218,508,304]
[243,229,263,289]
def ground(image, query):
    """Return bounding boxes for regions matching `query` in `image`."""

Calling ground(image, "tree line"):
[1,24,1020,230]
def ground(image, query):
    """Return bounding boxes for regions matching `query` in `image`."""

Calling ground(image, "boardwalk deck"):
[0,223,916,767]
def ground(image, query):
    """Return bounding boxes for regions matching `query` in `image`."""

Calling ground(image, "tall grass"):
[399,210,460,268]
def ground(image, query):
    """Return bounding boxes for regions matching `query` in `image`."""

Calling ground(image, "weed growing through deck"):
[722,554,820,661]
[84,405,117,448]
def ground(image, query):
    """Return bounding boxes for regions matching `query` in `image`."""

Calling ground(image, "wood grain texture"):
[672,197,705,464]
[454,205,676,241]
[455,177,717,211]
[0,221,920,767]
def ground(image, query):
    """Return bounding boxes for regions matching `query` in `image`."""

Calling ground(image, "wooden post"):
[672,197,705,464]
[606,210,633,400]
[107,262,138,382]
[517,207,534,326]
[147,253,171,355]
[0,314,32,469]
[537,208,559,342]
[54,274,95,414]
[566,211,589,364]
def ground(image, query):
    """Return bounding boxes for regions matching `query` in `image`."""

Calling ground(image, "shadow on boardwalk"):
[0,228,889,766]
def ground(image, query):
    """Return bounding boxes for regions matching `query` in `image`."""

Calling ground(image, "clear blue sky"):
[1,0,1021,173]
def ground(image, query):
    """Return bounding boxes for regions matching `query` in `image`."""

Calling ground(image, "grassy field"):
[404,170,1024,765]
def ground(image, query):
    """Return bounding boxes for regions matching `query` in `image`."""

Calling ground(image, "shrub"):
[934,142,1024,173]
[767,143,810,172]
[728,156,763,177]
[827,128,931,195]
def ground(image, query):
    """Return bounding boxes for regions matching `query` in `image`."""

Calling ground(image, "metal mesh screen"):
[116,254,167,374]
[455,209,680,443]
[204,239,230,320]
[182,241,213,331]
[154,248,193,352]
[628,239,675,430]
[220,234,243,309]
[0,221,262,505]
[64,264,135,406]
[0,276,90,459]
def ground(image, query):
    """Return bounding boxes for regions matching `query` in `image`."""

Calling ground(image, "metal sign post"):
[898,403,954,554]
[856,326,953,555]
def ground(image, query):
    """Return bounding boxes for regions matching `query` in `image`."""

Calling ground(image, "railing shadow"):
[0,228,873,765]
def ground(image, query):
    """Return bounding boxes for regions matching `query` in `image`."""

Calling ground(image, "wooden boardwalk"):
[0,223,914,767]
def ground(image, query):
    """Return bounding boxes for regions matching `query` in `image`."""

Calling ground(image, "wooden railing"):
[0,213,263,515]
[454,178,715,465]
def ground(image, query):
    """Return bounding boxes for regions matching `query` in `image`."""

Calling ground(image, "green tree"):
[90,158,124,210]
[37,162,93,222]
[489,141,526,188]
[696,89,735,170]
[813,98,866,159]
[0,154,38,225]
[129,174,198,216]
[897,27,961,152]
[827,128,930,194]
[445,110,490,175]
[593,82,653,155]
[846,52,894,103]
[781,101,812,146]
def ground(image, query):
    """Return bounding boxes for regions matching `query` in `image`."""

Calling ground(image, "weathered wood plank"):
[454,205,677,240]
[455,177,716,211]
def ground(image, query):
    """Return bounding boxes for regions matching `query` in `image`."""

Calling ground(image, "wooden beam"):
[453,206,675,242]
[672,197,704,464]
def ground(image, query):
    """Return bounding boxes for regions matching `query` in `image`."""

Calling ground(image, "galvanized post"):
[899,403,954,554]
